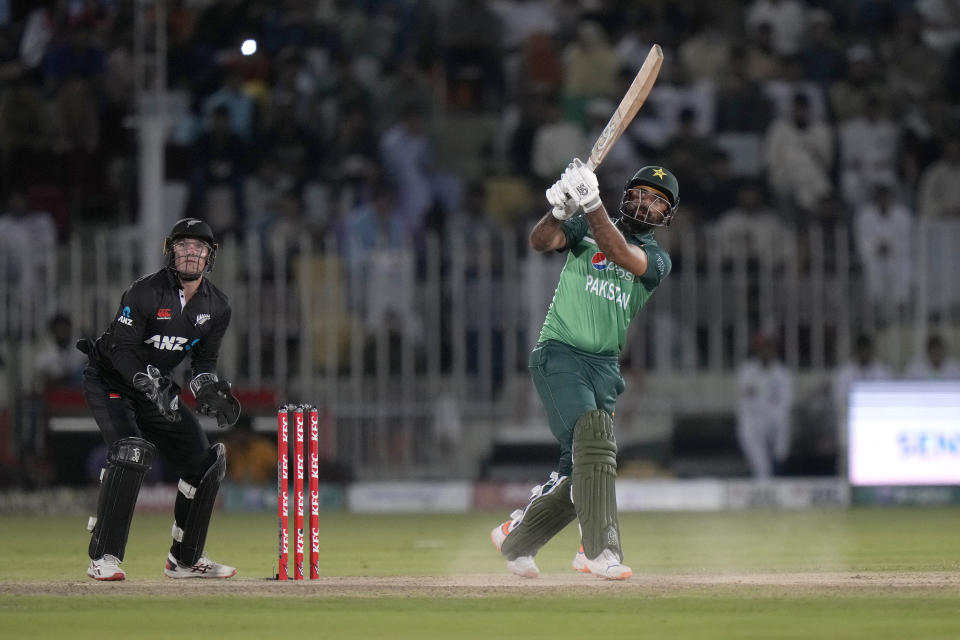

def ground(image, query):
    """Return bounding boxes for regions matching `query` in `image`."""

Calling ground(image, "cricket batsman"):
[491,159,678,580]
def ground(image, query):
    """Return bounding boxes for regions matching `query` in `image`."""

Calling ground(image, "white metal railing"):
[2,220,959,478]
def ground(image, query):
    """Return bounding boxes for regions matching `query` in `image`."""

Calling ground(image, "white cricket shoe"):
[576,548,632,580]
[506,555,540,579]
[87,554,125,581]
[491,513,539,578]
[164,552,237,579]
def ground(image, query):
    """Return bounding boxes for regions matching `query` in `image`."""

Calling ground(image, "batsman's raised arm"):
[529,212,567,252]
[529,176,580,252]
[559,159,650,277]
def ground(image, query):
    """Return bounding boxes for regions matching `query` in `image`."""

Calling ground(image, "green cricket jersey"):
[537,215,672,355]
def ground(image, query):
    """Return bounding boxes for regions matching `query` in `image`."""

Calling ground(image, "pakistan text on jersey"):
[584,275,631,310]
[144,335,201,351]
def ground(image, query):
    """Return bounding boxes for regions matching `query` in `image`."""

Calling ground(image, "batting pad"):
[572,410,622,561]
[173,443,226,566]
[88,437,156,561]
[500,473,576,560]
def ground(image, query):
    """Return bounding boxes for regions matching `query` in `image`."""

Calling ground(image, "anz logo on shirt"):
[117,306,134,326]
[144,335,200,351]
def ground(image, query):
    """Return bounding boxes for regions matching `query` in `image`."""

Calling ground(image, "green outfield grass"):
[2,508,959,639]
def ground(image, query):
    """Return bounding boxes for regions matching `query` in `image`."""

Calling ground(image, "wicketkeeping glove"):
[190,373,241,428]
[133,365,181,422]
[546,179,579,220]
[560,158,602,213]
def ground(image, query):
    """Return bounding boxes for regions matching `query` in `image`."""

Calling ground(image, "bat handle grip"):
[585,158,597,172]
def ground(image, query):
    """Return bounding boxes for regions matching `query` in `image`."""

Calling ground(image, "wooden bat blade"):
[586,44,663,171]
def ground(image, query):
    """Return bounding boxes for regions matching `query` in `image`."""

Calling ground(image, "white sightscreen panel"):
[849,381,960,486]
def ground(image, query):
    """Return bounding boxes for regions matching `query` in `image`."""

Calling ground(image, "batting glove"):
[561,158,602,213]
[546,180,579,220]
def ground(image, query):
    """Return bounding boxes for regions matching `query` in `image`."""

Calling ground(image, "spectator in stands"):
[261,102,322,194]
[0,190,57,331]
[34,312,87,391]
[763,55,828,123]
[880,8,944,104]
[716,44,774,135]
[0,74,49,194]
[663,107,721,208]
[744,21,782,83]
[18,2,55,69]
[829,44,885,123]
[219,416,276,485]
[912,0,960,55]
[498,88,547,177]
[561,21,620,117]
[244,156,295,242]
[735,331,794,478]
[905,334,960,379]
[832,332,893,470]
[438,0,505,110]
[379,59,436,123]
[678,7,733,84]
[340,182,408,271]
[838,94,900,206]
[685,148,738,224]
[713,182,795,265]
[433,68,501,189]
[42,27,105,84]
[444,181,503,274]
[746,0,807,57]
[487,0,560,97]
[202,69,255,142]
[531,100,586,182]
[799,9,845,85]
[51,74,102,177]
[340,181,420,342]
[379,103,438,235]
[918,136,960,219]
[764,91,834,214]
[853,182,913,318]
[186,104,249,235]
[519,31,563,95]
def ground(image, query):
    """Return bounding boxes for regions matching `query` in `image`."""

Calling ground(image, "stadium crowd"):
[1,0,960,484]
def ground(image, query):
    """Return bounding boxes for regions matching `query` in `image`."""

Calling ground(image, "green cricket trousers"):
[528,340,625,476]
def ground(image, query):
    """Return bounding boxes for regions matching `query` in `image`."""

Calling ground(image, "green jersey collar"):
[627,228,656,244]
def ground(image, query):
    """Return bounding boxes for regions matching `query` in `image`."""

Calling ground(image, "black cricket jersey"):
[89,268,232,391]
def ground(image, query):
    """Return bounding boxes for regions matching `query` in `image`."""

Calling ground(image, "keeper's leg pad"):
[500,472,576,560]
[572,410,622,560]
[171,443,226,565]
[88,437,157,561]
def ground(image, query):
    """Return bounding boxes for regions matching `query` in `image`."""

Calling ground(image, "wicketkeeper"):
[491,159,678,580]
[79,218,241,580]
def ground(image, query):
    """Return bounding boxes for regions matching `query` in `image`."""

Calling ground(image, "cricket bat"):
[586,44,664,171]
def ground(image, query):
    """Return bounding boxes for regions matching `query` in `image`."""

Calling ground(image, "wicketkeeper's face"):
[172,238,211,276]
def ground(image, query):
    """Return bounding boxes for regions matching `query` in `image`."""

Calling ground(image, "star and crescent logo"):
[652,167,666,179]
